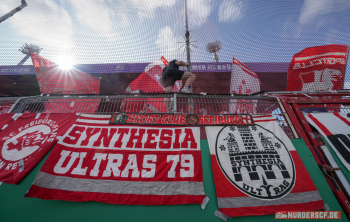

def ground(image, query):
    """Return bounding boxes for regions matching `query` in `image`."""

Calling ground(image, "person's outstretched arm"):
[175,61,191,67]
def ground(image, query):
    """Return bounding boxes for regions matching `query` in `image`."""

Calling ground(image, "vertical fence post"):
[275,97,299,138]
[173,93,177,113]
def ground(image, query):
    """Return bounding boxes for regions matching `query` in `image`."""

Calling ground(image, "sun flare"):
[57,56,74,70]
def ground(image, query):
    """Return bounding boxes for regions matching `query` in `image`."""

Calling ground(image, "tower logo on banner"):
[1,119,56,162]
[215,125,295,199]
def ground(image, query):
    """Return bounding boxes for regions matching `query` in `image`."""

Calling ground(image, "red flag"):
[128,57,182,94]
[206,115,323,217]
[123,57,180,113]
[26,114,205,205]
[0,113,78,184]
[30,53,100,94]
[286,45,348,91]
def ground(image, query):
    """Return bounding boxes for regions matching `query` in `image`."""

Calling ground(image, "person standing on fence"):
[160,60,196,93]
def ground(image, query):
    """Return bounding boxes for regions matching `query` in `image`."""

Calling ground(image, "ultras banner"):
[305,113,350,171]
[206,115,323,217]
[286,44,348,91]
[0,113,78,184]
[26,114,205,205]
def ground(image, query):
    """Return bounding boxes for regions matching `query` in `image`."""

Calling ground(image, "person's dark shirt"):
[162,60,179,73]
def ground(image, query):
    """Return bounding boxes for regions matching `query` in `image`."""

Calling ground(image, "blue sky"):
[0,0,350,66]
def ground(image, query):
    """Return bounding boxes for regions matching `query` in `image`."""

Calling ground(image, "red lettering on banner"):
[140,115,148,124]
[154,115,162,124]
[173,129,181,149]
[230,116,235,124]
[181,129,197,149]
[162,115,169,124]
[202,116,207,124]
[210,116,215,124]
[126,128,146,148]
[134,114,142,123]
[218,116,223,124]
[114,128,129,147]
[93,128,118,147]
[180,115,186,124]
[144,129,160,149]
[127,114,135,123]
[168,115,179,124]
[236,116,243,124]
[159,129,173,149]
[168,115,174,124]
[81,127,101,146]
[63,126,85,145]
[198,115,204,124]
[226,116,231,124]
[147,115,158,124]
[112,113,253,126]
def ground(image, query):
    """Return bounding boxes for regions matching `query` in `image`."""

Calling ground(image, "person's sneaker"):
[181,87,191,93]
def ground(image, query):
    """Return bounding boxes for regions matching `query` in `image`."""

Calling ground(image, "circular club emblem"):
[2,125,51,161]
[113,113,128,123]
[186,114,199,125]
[215,125,295,200]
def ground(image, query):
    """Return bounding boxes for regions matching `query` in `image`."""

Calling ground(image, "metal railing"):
[2,94,295,140]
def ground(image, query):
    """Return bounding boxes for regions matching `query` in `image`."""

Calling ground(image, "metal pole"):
[184,0,194,113]
[0,0,27,24]
[184,0,191,73]
[17,54,30,65]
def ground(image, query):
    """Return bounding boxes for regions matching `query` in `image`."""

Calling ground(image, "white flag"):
[229,57,261,114]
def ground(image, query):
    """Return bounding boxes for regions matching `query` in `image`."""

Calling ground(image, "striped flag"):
[26,114,205,205]
[305,113,350,171]
[206,115,323,217]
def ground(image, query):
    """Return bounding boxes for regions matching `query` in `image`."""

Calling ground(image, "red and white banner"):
[305,113,350,171]
[286,45,348,91]
[206,115,323,217]
[0,113,17,131]
[0,113,77,184]
[229,57,261,114]
[30,52,100,94]
[26,114,205,205]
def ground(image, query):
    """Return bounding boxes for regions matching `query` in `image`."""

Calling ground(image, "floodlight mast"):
[0,0,27,24]
[18,43,43,65]
[206,41,221,63]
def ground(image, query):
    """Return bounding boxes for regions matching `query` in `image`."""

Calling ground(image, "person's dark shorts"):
[162,68,185,87]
